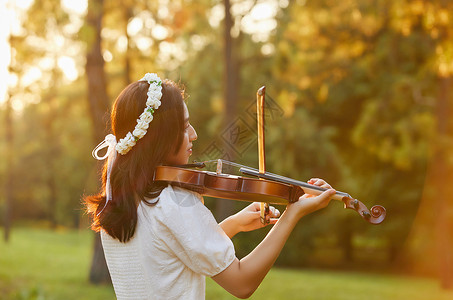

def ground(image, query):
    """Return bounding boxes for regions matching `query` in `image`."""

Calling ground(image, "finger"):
[269,206,280,218]
[268,218,279,225]
[251,202,261,211]
[301,194,315,199]
[249,211,261,217]
[314,179,326,186]
[308,178,319,184]
[308,178,326,187]
[318,188,336,203]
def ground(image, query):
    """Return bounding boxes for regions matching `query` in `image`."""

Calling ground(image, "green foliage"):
[268,0,453,268]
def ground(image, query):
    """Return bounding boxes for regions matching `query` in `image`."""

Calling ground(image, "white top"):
[101,185,236,300]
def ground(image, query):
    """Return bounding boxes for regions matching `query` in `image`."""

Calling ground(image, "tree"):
[215,0,240,221]
[402,2,453,288]
[83,0,111,285]
[3,37,13,242]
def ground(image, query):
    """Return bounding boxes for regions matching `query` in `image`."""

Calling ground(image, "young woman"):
[85,73,336,300]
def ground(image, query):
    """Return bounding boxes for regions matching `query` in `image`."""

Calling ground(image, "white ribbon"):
[92,134,117,216]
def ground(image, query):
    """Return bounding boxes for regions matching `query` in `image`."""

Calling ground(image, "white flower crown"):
[115,73,163,155]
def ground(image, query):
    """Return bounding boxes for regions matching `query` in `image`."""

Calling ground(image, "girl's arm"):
[212,184,336,299]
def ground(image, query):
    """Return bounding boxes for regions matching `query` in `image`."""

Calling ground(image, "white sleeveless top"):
[101,185,236,300]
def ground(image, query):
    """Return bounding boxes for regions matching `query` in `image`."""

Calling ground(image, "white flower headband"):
[91,73,163,215]
[117,73,163,155]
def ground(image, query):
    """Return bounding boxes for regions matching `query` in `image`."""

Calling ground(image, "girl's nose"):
[190,125,198,141]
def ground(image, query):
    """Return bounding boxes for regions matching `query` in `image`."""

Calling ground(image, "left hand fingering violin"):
[153,160,386,225]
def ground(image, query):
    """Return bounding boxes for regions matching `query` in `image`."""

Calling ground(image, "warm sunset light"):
[1,0,453,299]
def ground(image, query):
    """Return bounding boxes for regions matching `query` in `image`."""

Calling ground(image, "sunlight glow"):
[102,50,113,63]
[38,57,54,70]
[22,66,42,86]
[261,43,275,56]
[152,25,169,40]
[209,4,224,28]
[190,35,208,52]
[209,0,279,43]
[127,18,143,36]
[136,37,153,52]
[14,0,33,10]
[0,0,11,102]
[241,1,278,42]
[58,56,78,80]
[250,2,275,19]
[116,36,128,52]
[61,0,87,15]
[158,42,187,71]
[0,0,283,106]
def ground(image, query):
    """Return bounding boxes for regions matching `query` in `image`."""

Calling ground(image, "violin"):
[153,160,386,225]
[154,86,386,225]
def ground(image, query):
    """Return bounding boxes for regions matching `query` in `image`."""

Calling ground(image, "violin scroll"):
[342,197,386,225]
[241,166,386,225]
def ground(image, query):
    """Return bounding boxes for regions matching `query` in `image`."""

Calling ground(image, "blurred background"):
[1,0,452,299]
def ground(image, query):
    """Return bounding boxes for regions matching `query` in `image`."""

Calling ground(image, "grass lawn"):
[1,227,452,300]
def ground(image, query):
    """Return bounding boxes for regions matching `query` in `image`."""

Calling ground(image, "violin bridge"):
[216,159,223,174]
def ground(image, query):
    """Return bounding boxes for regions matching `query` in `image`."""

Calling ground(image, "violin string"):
[199,159,300,183]
[200,159,255,171]
[198,159,351,197]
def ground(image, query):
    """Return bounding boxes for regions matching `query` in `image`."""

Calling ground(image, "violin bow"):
[257,86,270,224]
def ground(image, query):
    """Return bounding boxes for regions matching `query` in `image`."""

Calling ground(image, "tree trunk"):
[338,219,353,263]
[435,76,453,289]
[123,5,132,85]
[401,75,453,289]
[4,33,16,243]
[44,65,60,230]
[89,231,112,284]
[86,0,110,143]
[216,0,239,221]
[85,0,111,284]
[4,83,13,243]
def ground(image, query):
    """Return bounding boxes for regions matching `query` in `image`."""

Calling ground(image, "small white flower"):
[154,101,161,109]
[148,86,161,96]
[124,132,136,147]
[140,73,160,83]
[136,118,150,131]
[147,89,162,98]
[139,110,154,123]
[133,127,147,139]
[116,141,129,155]
[133,119,149,138]
[147,100,160,110]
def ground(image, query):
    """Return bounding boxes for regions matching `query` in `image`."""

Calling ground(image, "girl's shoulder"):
[159,184,204,207]
[140,185,205,220]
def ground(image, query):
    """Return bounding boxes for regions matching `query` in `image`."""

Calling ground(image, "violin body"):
[154,166,302,205]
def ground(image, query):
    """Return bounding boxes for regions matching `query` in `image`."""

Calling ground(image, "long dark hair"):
[84,79,185,242]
